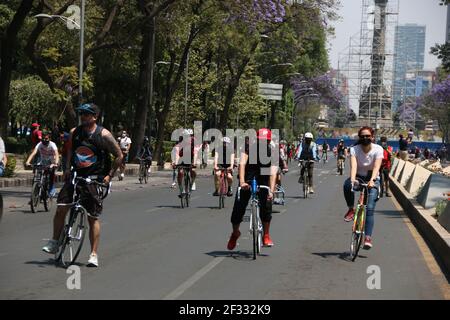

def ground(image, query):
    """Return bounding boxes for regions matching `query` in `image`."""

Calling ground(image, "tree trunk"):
[219,82,238,130]
[130,15,155,160]
[0,0,34,137]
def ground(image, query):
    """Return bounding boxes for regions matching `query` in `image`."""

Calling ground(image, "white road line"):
[145,208,163,213]
[163,257,225,300]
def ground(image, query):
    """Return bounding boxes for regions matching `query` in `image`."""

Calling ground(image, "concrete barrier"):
[393,159,406,180]
[389,177,450,274]
[390,158,399,176]
[416,174,450,209]
[406,164,432,196]
[398,161,416,187]
[438,202,450,233]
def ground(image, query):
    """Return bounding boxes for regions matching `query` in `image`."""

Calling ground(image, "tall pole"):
[185,51,189,128]
[79,0,85,107]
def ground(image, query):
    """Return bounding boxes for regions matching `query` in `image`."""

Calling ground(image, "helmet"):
[31,123,40,128]
[304,132,313,139]
[184,128,193,135]
[257,128,272,141]
[223,137,231,144]
[76,103,100,115]
[339,139,344,143]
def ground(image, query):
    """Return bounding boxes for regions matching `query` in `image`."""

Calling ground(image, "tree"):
[0,0,35,136]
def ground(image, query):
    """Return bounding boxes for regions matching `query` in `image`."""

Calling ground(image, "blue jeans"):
[343,178,379,237]
[0,164,4,177]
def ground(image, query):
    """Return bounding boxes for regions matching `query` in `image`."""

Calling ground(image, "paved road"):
[0,162,449,300]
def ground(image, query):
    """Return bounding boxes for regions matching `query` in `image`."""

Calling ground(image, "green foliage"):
[9,76,58,125]
[4,156,16,178]
[435,199,448,217]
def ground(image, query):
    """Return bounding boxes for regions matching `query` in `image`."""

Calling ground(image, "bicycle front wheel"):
[251,203,258,260]
[56,209,87,268]
[350,207,364,261]
[30,183,40,213]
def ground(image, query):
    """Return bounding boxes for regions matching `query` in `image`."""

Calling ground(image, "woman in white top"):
[343,127,383,250]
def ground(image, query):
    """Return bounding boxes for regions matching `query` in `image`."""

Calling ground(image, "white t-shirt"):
[350,144,384,177]
[119,137,132,151]
[35,141,58,165]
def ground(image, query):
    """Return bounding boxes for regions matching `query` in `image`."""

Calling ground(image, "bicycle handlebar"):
[71,173,111,200]
[237,185,271,201]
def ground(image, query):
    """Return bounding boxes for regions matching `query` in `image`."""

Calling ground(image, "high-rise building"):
[392,24,426,111]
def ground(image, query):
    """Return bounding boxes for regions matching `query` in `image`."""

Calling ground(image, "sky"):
[328,0,448,71]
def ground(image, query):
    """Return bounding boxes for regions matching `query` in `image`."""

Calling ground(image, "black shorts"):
[57,182,104,218]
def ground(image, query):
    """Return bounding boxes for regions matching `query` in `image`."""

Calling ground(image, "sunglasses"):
[359,135,372,138]
[79,111,94,116]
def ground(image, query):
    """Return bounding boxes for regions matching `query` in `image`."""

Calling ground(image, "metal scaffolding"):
[337,0,399,128]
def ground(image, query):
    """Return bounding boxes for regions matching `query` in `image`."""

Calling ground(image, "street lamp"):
[34,0,85,108]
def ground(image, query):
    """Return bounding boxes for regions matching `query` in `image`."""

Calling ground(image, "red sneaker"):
[344,208,355,222]
[227,231,241,251]
[263,234,274,247]
[363,236,373,250]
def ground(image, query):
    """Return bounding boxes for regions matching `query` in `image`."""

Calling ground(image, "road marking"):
[163,257,225,300]
[390,197,450,299]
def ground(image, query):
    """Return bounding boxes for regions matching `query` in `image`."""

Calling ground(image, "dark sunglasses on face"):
[359,135,372,139]
[79,111,93,116]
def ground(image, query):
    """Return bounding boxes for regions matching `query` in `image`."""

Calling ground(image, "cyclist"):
[0,135,7,177]
[26,130,59,197]
[172,129,201,193]
[379,136,393,197]
[118,130,132,180]
[276,140,288,185]
[321,140,329,162]
[227,128,277,250]
[41,103,123,267]
[213,137,235,197]
[343,126,383,250]
[295,132,320,194]
[137,136,153,174]
[336,139,347,173]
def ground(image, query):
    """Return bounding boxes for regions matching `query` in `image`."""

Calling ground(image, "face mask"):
[360,138,372,146]
[42,140,50,146]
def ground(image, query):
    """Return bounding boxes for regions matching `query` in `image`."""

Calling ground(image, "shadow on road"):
[312,251,367,262]
[205,250,269,261]
[25,259,84,269]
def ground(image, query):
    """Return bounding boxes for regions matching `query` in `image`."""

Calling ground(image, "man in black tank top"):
[42,103,123,267]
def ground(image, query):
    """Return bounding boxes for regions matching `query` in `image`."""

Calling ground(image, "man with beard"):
[41,103,123,267]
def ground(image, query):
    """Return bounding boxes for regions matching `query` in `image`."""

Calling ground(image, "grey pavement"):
[0,162,448,300]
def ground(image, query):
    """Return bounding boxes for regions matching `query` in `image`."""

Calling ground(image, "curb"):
[0,164,172,189]
[389,176,450,274]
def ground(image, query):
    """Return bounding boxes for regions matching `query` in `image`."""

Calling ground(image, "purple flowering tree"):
[419,76,450,144]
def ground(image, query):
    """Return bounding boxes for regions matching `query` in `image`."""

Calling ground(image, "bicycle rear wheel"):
[30,183,40,213]
[350,206,364,261]
[43,188,51,212]
[303,175,308,199]
[56,209,87,268]
[144,167,148,184]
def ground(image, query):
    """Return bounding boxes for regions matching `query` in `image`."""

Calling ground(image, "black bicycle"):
[54,173,110,267]
[138,158,150,184]
[30,165,53,213]
[177,165,194,208]
[298,160,315,199]
[216,168,230,209]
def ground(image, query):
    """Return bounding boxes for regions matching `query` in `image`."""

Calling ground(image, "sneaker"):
[227,231,241,250]
[213,191,219,197]
[263,234,274,247]
[42,239,59,254]
[227,188,233,197]
[309,187,315,194]
[344,208,355,222]
[191,182,196,191]
[298,176,304,184]
[171,182,177,189]
[363,236,373,250]
[49,187,57,198]
[87,253,99,267]
[120,173,125,179]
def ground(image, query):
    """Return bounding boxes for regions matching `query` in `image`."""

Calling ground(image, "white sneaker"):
[42,240,59,254]
[309,187,315,194]
[87,253,99,267]
[171,182,176,189]
[191,182,196,191]
[120,173,125,179]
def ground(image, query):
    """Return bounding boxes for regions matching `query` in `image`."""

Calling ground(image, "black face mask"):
[42,140,50,146]
[360,138,372,146]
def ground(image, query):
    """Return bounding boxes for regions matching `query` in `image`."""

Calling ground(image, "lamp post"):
[34,0,85,107]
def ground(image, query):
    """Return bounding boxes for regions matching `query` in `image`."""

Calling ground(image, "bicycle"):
[216,167,231,209]
[349,178,372,262]
[177,165,194,208]
[138,158,149,184]
[30,164,53,213]
[274,169,286,205]
[337,157,345,176]
[238,178,271,260]
[54,172,109,268]
[298,160,315,199]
